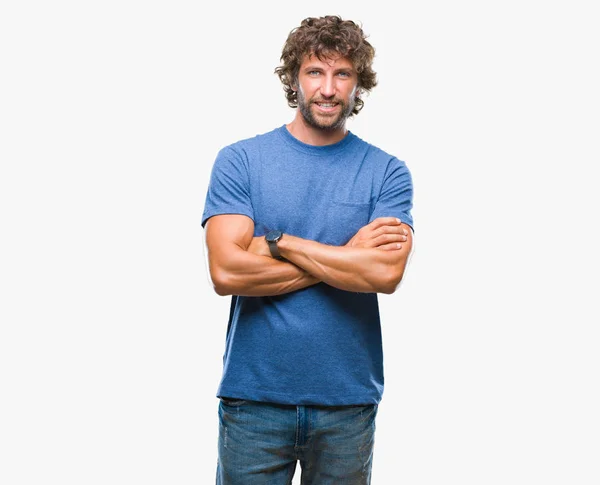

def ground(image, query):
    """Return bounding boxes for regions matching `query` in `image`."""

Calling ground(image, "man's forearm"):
[277,234,408,294]
[210,248,319,297]
[207,216,408,296]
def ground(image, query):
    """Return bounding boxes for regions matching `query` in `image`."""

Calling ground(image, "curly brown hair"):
[274,15,377,117]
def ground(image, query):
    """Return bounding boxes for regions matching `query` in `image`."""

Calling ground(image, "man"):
[202,15,414,484]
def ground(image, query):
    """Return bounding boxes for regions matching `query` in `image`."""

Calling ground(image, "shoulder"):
[350,132,409,170]
[219,126,284,157]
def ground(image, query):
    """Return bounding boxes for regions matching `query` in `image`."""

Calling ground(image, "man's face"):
[295,53,358,131]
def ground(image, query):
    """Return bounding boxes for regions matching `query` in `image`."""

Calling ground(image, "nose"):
[319,74,335,98]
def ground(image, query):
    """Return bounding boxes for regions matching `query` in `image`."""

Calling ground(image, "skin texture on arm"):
[284,217,412,294]
[204,214,319,297]
[251,217,413,295]
[205,215,411,297]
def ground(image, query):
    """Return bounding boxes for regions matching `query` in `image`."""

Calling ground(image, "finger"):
[376,242,403,251]
[369,217,402,230]
[355,239,378,249]
[373,232,406,246]
[373,225,408,238]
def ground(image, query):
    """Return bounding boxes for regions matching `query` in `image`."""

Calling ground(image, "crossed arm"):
[203,214,413,297]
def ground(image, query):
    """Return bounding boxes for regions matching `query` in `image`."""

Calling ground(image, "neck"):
[286,112,348,146]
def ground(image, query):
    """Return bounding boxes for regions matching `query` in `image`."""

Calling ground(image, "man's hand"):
[247,235,271,258]
[245,217,409,256]
[346,217,409,251]
[204,214,320,296]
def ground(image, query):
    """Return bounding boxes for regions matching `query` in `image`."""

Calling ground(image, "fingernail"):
[403,229,408,235]
[396,218,401,223]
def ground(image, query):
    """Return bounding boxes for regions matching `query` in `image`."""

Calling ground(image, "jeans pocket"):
[219,396,248,407]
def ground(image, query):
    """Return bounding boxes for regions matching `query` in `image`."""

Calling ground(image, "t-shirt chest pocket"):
[324,198,372,246]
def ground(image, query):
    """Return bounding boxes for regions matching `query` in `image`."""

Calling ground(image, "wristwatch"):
[265,230,284,260]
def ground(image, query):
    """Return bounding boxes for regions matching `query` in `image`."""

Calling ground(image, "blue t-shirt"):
[201,125,413,405]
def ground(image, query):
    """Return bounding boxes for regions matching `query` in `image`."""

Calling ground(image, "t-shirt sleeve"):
[201,146,254,228]
[370,158,414,231]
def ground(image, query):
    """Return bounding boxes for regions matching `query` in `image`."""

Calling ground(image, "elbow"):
[213,284,232,297]
[378,268,405,295]
[376,253,410,294]
[379,280,401,295]
[210,269,234,296]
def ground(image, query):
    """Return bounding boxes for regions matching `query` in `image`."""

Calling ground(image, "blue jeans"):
[216,398,378,484]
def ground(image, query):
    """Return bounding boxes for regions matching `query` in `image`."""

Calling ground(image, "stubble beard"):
[297,87,355,132]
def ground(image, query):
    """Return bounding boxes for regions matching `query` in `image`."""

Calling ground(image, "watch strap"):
[267,239,282,260]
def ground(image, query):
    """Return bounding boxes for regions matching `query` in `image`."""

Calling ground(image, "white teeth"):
[317,103,335,107]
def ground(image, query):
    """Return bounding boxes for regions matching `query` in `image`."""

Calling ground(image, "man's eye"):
[308,70,320,76]
[338,72,351,77]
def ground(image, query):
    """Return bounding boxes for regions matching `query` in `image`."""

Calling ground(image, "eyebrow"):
[303,65,355,73]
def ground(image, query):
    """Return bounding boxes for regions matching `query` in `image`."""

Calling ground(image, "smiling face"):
[295,53,359,132]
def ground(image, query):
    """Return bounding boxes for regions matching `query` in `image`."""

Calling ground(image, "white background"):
[1,1,599,484]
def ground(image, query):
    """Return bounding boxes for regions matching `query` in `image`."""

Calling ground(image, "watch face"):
[266,230,282,243]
